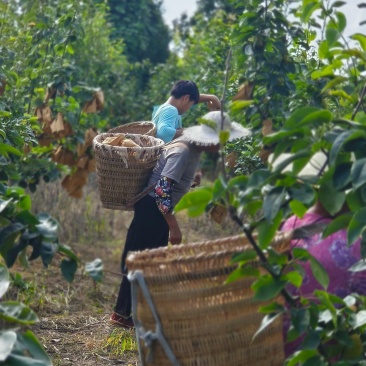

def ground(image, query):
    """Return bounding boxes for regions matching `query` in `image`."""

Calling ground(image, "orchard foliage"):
[2,0,366,364]
[175,0,366,364]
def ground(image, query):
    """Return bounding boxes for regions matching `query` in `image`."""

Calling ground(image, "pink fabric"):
[281,212,366,357]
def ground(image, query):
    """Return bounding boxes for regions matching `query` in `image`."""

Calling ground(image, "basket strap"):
[128,270,180,366]
[126,140,190,208]
[126,184,156,209]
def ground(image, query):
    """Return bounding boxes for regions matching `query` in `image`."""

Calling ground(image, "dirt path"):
[10,211,237,365]
[11,229,140,365]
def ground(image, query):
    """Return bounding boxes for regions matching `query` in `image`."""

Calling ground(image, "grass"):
[4,177,242,365]
[103,328,138,356]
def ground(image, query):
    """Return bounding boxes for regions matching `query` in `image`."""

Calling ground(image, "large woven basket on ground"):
[108,121,156,136]
[126,232,293,366]
[93,133,164,210]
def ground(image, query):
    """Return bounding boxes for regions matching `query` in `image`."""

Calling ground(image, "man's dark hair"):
[170,80,200,104]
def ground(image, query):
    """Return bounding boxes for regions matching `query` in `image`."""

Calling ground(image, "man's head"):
[169,80,200,114]
[170,80,200,104]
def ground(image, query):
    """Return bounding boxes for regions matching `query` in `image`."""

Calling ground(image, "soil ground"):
[7,208,239,366]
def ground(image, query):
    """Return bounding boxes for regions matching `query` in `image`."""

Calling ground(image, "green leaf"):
[312,65,335,79]
[330,130,366,165]
[253,312,283,340]
[321,76,347,93]
[323,213,352,238]
[0,354,51,366]
[66,44,74,55]
[230,250,257,264]
[263,129,306,145]
[355,310,366,328]
[174,189,212,217]
[259,302,285,314]
[0,330,17,362]
[283,271,303,288]
[318,40,330,59]
[289,200,308,218]
[347,188,364,212]
[85,258,103,282]
[252,275,286,301]
[289,184,316,206]
[18,196,31,211]
[286,349,318,366]
[230,100,254,112]
[35,214,58,239]
[15,211,39,226]
[60,259,77,283]
[247,169,270,187]
[351,158,366,189]
[15,330,52,364]
[0,143,22,157]
[326,27,339,46]
[257,210,282,249]
[309,256,329,289]
[57,245,79,262]
[228,175,248,190]
[291,308,310,334]
[263,187,285,223]
[0,223,24,255]
[303,356,326,366]
[302,330,321,350]
[212,176,226,201]
[351,33,366,52]
[283,107,322,129]
[0,198,12,214]
[318,176,345,216]
[333,162,352,190]
[0,264,10,298]
[40,242,57,267]
[335,11,347,33]
[331,1,346,7]
[219,130,230,145]
[225,266,260,284]
[348,208,366,245]
[0,301,38,324]
[301,1,321,23]
[349,259,366,272]
[316,290,337,315]
[271,150,310,175]
[292,248,329,289]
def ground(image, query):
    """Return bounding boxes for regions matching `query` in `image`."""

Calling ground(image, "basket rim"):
[108,121,156,134]
[93,132,164,152]
[126,231,293,267]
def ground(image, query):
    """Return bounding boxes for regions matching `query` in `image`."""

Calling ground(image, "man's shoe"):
[110,312,134,329]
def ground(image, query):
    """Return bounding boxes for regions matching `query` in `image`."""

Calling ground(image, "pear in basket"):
[121,138,140,148]
[102,134,125,146]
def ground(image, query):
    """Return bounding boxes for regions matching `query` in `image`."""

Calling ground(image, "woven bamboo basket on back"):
[126,232,292,366]
[108,121,156,136]
[93,133,164,210]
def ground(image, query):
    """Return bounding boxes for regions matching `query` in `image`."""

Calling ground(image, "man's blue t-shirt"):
[152,104,182,143]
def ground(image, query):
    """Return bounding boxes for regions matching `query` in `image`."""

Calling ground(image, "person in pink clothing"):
[281,204,366,357]
[273,152,366,358]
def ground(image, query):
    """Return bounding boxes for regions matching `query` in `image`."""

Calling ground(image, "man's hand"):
[207,97,221,111]
[191,170,202,188]
[169,225,182,245]
[164,212,182,245]
[198,94,221,111]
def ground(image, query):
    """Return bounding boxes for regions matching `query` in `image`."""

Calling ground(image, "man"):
[152,80,221,143]
[110,111,251,328]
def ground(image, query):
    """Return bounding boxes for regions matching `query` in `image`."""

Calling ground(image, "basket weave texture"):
[108,121,156,136]
[93,133,164,210]
[127,232,292,366]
